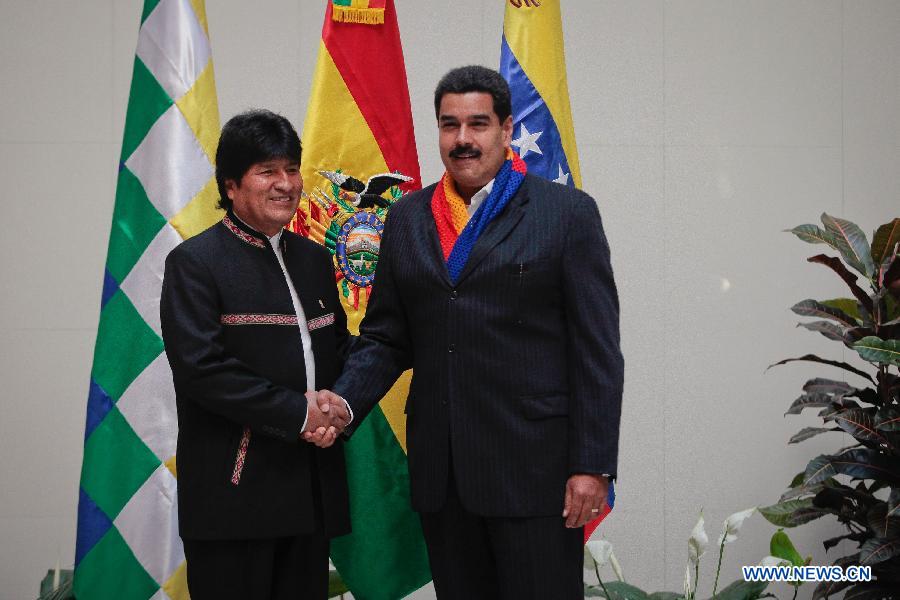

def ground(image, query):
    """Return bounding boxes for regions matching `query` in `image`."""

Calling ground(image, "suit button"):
[450,290,458,300]
[448,344,455,353]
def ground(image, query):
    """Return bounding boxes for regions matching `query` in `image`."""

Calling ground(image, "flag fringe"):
[332,6,384,24]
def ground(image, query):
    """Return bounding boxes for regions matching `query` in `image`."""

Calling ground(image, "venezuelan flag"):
[501,0,582,189]
[501,0,614,542]
[292,1,430,598]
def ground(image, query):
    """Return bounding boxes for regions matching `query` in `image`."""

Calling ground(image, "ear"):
[224,178,238,201]
[501,115,513,148]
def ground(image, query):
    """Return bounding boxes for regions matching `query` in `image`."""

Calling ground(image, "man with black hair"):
[312,66,624,598]
[160,109,351,599]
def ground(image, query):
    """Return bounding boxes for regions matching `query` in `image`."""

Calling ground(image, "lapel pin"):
[318,299,326,309]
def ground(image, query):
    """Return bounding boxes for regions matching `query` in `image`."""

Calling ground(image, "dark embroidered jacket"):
[160,211,351,540]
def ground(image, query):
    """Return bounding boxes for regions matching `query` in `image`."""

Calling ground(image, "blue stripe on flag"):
[101,268,120,309]
[500,35,573,187]
[75,487,113,566]
[85,379,114,441]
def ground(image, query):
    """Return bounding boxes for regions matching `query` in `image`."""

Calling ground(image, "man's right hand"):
[301,390,350,448]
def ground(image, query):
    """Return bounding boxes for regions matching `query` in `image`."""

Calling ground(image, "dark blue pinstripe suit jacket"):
[335,173,623,517]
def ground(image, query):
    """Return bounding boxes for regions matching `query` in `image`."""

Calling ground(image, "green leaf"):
[770,529,804,567]
[588,581,651,600]
[789,427,837,444]
[788,223,840,247]
[768,354,875,384]
[821,213,876,277]
[797,320,847,342]
[759,498,827,527]
[701,580,768,600]
[821,297,863,321]
[792,299,859,327]
[871,218,900,265]
[853,336,900,366]
[859,537,900,565]
[807,254,875,315]
[833,409,888,444]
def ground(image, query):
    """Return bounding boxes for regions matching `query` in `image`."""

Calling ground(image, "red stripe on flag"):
[584,503,612,542]
[322,0,421,191]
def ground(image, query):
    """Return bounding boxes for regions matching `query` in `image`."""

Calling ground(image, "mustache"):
[449,145,481,159]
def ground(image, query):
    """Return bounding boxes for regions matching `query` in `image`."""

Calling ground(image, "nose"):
[455,124,472,146]
[273,169,292,190]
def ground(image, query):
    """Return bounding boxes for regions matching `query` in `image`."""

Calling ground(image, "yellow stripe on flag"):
[176,62,220,163]
[301,44,409,449]
[503,0,581,187]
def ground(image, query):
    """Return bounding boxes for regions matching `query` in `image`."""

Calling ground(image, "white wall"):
[1,1,897,599]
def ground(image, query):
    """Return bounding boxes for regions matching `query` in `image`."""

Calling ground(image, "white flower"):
[585,539,613,568]
[759,555,792,567]
[688,512,708,565]
[609,550,625,582]
[717,507,756,545]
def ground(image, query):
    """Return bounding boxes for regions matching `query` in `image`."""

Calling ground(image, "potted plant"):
[760,214,900,598]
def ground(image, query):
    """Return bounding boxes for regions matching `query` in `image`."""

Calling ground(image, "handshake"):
[301,389,350,448]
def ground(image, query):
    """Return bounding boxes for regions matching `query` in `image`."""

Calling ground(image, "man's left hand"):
[562,474,608,529]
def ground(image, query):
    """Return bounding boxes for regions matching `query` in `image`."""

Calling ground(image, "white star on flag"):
[511,123,543,158]
[552,165,570,185]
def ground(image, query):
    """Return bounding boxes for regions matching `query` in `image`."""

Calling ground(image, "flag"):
[74,0,221,597]
[290,1,431,598]
[500,0,614,542]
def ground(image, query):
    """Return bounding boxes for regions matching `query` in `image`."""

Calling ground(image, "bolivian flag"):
[291,1,431,598]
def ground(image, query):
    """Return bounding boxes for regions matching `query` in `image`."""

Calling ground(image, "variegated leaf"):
[807,254,875,315]
[821,213,876,277]
[821,297,863,321]
[759,498,827,527]
[802,377,855,396]
[785,393,837,416]
[875,409,900,432]
[859,537,900,565]
[768,354,875,384]
[788,223,839,247]
[792,299,858,327]
[789,427,837,444]
[798,320,847,342]
[866,502,900,539]
[833,409,887,444]
[871,218,900,265]
[853,336,900,367]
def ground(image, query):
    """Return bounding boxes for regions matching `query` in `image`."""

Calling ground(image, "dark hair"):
[433,65,512,123]
[215,109,302,210]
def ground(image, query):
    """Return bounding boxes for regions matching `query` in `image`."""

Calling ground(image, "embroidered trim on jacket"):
[222,215,266,248]
[307,313,335,331]
[221,313,299,326]
[230,426,252,485]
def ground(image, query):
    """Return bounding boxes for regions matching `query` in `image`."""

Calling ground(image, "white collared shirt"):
[466,179,494,217]
[268,229,316,393]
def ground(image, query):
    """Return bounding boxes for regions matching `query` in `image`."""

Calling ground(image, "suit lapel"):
[455,178,530,285]
[418,190,453,287]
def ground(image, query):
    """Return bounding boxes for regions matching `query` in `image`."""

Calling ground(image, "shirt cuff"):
[341,396,354,423]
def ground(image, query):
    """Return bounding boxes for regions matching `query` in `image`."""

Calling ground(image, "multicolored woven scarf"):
[432,149,527,283]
